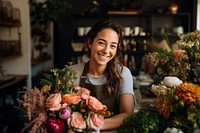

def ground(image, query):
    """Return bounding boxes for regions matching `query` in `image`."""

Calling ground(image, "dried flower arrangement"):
[16,65,111,133]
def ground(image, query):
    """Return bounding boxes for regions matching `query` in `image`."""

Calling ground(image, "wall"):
[197,0,200,29]
[31,22,54,78]
[2,0,32,87]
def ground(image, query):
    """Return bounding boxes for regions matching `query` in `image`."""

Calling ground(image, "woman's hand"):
[101,93,134,131]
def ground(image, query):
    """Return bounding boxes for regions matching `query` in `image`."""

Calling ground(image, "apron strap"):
[80,61,89,87]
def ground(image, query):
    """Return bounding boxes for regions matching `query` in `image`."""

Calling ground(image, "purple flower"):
[46,117,66,133]
[59,107,71,120]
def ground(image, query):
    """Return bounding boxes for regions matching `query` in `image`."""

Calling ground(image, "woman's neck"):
[88,61,106,77]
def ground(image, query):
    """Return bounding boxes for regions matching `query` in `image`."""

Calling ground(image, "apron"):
[80,62,119,115]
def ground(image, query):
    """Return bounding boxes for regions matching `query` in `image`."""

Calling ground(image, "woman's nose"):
[102,45,109,53]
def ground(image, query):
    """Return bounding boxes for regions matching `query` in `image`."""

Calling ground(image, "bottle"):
[143,40,147,51]
[123,54,128,67]
[130,39,137,51]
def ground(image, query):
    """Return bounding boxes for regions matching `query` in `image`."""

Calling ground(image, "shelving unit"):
[0,0,22,60]
[69,13,191,75]
[0,20,22,60]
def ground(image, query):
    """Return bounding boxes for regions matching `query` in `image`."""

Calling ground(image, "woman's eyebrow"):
[97,38,106,42]
[97,38,118,45]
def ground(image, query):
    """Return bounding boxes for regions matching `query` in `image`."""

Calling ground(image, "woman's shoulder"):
[70,62,85,69]
[120,65,132,75]
[69,62,85,75]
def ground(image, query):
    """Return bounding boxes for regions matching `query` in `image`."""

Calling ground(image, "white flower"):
[163,76,183,87]
[164,127,184,133]
[151,84,171,96]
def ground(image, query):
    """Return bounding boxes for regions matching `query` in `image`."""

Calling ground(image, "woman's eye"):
[111,45,117,49]
[98,42,104,45]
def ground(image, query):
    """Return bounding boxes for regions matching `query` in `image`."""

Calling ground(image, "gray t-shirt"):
[70,63,134,96]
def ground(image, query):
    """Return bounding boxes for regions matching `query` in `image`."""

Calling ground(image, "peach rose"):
[62,94,81,105]
[68,112,86,132]
[77,88,90,100]
[87,112,104,131]
[46,93,61,111]
[87,96,106,112]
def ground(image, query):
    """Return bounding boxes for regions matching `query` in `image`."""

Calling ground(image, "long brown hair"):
[86,19,124,95]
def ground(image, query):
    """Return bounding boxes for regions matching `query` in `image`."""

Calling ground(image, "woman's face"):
[88,28,119,66]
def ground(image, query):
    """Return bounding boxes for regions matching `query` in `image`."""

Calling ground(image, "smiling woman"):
[70,19,135,132]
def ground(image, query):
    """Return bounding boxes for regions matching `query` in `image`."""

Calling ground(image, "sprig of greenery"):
[29,0,71,23]
[154,48,174,60]
[40,65,77,94]
[117,110,165,133]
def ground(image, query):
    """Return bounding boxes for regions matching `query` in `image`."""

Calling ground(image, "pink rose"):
[87,96,106,112]
[59,107,71,120]
[68,112,86,132]
[46,117,66,133]
[77,88,90,100]
[46,93,61,111]
[62,94,81,105]
[87,112,104,131]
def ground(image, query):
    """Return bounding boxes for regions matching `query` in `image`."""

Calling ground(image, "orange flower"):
[62,94,81,105]
[176,83,200,104]
[155,96,171,119]
[174,50,186,58]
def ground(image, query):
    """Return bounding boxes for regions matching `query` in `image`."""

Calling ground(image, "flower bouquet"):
[146,30,200,84]
[16,65,111,133]
[152,77,200,133]
[176,30,200,84]
[146,48,190,82]
[118,76,200,133]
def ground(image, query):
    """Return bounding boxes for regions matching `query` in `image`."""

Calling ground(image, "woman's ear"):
[87,40,92,49]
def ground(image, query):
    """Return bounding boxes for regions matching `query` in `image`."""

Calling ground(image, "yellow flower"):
[187,112,196,121]
[41,85,51,93]
[194,53,200,59]
[179,100,184,106]
[67,128,75,133]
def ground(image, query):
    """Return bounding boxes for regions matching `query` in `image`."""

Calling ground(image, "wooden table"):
[0,75,27,91]
[136,83,156,110]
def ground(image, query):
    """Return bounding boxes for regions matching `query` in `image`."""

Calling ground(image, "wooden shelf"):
[31,56,52,66]
[0,54,22,60]
[0,21,21,27]
[108,10,142,15]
